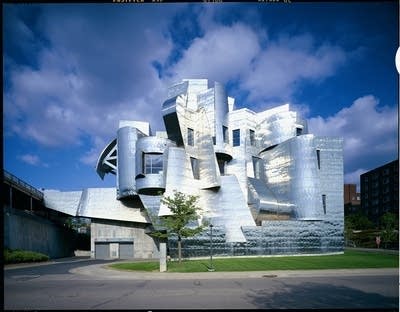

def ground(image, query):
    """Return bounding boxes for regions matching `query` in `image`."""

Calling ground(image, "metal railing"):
[3,170,44,200]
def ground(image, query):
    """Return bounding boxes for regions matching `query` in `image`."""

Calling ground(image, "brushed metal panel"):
[117,126,139,199]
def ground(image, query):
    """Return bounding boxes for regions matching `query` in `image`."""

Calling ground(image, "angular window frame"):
[190,157,200,180]
[187,128,194,146]
[143,153,163,174]
[316,149,321,170]
[222,126,228,144]
[249,129,255,146]
[232,129,240,147]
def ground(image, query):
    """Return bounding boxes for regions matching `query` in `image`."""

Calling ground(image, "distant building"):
[360,160,399,226]
[344,184,361,215]
[44,79,344,259]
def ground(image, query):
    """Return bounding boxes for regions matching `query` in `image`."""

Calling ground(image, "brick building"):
[360,160,399,226]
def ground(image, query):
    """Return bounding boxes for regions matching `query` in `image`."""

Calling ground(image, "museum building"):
[44,79,344,259]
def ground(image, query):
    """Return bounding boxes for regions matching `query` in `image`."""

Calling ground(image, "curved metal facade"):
[91,78,344,257]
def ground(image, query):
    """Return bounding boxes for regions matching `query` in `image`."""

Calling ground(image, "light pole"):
[208,224,215,271]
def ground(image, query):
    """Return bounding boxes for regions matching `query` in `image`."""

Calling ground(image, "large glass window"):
[143,153,163,174]
[232,129,240,147]
[187,128,194,146]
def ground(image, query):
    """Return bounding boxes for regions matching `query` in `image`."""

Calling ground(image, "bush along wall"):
[4,248,50,264]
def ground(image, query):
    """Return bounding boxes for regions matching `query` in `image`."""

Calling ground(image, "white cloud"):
[4,6,177,165]
[18,154,48,167]
[309,95,398,175]
[166,23,260,85]
[241,35,346,102]
[165,14,347,110]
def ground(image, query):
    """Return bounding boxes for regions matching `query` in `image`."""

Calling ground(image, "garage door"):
[119,242,134,259]
[95,242,110,259]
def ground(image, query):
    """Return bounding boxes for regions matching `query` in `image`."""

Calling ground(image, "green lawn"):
[109,250,399,273]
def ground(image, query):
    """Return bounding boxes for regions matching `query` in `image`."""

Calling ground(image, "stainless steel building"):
[44,79,344,259]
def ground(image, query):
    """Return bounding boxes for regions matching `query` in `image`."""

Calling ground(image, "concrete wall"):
[3,207,76,259]
[90,219,159,259]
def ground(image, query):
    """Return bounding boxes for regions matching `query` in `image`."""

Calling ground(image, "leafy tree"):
[344,217,355,246]
[151,190,206,263]
[380,212,399,249]
[346,213,374,230]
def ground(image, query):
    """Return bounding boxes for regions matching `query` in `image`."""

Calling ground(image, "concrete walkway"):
[70,262,399,280]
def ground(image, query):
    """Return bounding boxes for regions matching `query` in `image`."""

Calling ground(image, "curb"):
[70,263,399,280]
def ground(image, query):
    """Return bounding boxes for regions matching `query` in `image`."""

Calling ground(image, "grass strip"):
[109,250,398,273]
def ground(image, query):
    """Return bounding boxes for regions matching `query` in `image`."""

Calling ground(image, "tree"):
[380,212,399,249]
[346,213,374,230]
[152,190,206,263]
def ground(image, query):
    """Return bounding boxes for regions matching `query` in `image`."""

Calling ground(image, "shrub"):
[4,249,50,264]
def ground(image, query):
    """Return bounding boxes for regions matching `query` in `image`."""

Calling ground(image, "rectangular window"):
[190,157,200,180]
[316,149,321,170]
[296,127,302,136]
[187,128,194,146]
[212,136,216,145]
[252,157,262,179]
[250,129,255,146]
[232,129,240,147]
[322,194,326,214]
[143,153,163,174]
[223,126,228,144]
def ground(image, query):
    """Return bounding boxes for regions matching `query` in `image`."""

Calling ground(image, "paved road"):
[4,258,399,310]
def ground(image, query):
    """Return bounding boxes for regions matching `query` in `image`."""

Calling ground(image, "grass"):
[109,250,398,273]
[4,248,50,264]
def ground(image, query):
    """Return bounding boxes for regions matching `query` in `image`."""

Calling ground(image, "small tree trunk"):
[178,236,182,264]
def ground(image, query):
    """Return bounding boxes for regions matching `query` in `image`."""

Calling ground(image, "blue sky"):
[3,2,398,192]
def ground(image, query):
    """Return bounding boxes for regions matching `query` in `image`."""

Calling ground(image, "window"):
[190,157,200,180]
[187,128,194,146]
[252,157,262,179]
[296,127,302,136]
[249,129,256,146]
[383,168,390,175]
[322,194,326,214]
[223,126,228,144]
[212,136,216,145]
[232,129,240,147]
[316,149,321,170]
[143,153,163,174]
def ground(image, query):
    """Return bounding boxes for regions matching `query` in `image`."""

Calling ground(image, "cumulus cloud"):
[165,13,347,108]
[4,5,177,165]
[240,34,346,103]
[4,4,390,178]
[165,22,260,85]
[309,95,398,178]
[18,154,48,167]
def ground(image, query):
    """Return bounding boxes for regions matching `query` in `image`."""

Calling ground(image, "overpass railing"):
[3,170,44,200]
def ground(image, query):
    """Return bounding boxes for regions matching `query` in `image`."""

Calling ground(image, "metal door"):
[119,242,134,259]
[95,242,110,259]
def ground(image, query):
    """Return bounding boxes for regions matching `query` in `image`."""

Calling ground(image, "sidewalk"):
[70,262,399,280]
[346,247,399,255]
